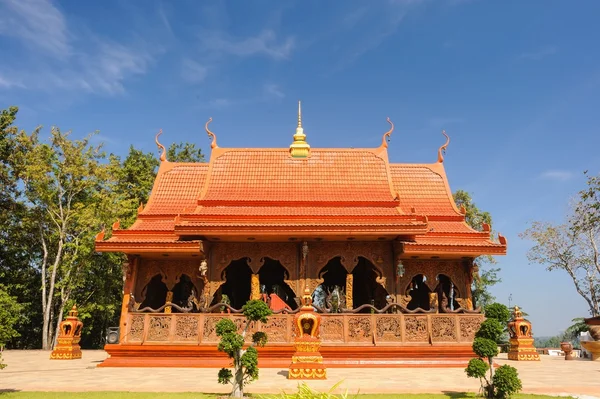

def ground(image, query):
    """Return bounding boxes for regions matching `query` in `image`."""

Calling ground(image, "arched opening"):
[172,274,199,312]
[406,274,431,311]
[211,258,252,310]
[434,274,460,311]
[140,274,168,310]
[313,257,347,310]
[352,257,388,311]
[258,258,298,310]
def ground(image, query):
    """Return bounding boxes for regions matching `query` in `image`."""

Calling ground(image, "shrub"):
[485,303,511,325]
[465,302,522,398]
[216,299,272,398]
[493,365,522,398]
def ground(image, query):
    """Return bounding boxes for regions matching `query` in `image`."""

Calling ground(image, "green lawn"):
[0,393,573,399]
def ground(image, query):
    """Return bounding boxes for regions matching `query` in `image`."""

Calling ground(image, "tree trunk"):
[42,238,64,350]
[487,357,495,398]
[231,363,244,398]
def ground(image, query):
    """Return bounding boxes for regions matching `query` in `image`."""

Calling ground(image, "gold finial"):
[205,118,218,149]
[380,117,394,148]
[155,129,167,162]
[290,100,310,158]
[437,130,450,163]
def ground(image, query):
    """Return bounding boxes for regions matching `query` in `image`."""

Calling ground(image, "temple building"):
[96,102,506,367]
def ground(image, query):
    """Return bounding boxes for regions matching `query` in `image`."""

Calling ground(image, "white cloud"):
[199,30,295,60]
[0,0,156,95]
[540,170,574,181]
[518,46,557,61]
[181,59,208,84]
[0,0,70,57]
[263,83,285,99]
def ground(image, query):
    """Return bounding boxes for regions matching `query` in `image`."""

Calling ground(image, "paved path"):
[1,351,599,397]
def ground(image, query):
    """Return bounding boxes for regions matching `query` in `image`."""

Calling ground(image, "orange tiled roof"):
[95,137,506,257]
[201,149,397,205]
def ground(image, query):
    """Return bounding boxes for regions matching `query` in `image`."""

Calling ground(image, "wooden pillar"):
[345,273,353,309]
[251,273,260,300]
[119,255,138,343]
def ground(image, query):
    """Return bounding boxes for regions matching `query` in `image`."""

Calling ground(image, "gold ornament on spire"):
[290,100,310,158]
[437,130,450,163]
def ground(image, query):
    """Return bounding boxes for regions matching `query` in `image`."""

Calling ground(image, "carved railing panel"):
[404,315,429,342]
[347,315,373,343]
[376,316,403,342]
[459,316,484,342]
[125,313,482,345]
[320,316,344,343]
[431,315,457,342]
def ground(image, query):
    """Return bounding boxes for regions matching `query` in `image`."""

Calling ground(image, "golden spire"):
[290,100,310,158]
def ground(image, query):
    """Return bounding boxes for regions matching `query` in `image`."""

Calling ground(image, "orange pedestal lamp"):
[507,306,540,361]
[50,305,83,360]
[288,287,327,380]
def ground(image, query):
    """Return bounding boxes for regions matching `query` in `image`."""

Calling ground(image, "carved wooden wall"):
[134,259,204,302]
[124,312,484,345]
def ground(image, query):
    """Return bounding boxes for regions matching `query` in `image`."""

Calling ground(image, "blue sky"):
[1,0,600,336]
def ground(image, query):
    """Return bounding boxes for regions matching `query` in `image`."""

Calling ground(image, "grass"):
[0,393,573,399]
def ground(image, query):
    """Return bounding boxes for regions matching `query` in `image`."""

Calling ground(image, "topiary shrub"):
[484,303,511,325]
[465,302,522,398]
[493,365,522,398]
[216,299,272,398]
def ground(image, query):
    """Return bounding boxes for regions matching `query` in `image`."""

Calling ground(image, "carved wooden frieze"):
[459,316,484,341]
[210,242,299,277]
[263,316,288,343]
[376,316,403,342]
[174,316,200,341]
[308,241,392,276]
[320,317,344,343]
[397,260,468,299]
[404,315,429,342]
[128,314,145,342]
[147,316,171,341]
[347,316,372,343]
[431,315,457,342]
[202,316,223,342]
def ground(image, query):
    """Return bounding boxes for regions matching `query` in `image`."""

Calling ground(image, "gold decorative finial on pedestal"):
[50,305,83,360]
[289,101,310,158]
[507,306,540,361]
[288,284,326,380]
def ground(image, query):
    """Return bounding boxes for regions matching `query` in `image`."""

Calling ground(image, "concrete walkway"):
[1,350,599,397]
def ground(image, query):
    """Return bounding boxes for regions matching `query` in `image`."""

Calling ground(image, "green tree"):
[0,285,23,369]
[453,190,502,308]
[216,300,272,398]
[521,172,600,317]
[167,142,205,163]
[0,106,42,349]
[14,127,113,349]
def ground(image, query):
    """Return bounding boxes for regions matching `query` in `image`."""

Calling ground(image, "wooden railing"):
[123,312,484,345]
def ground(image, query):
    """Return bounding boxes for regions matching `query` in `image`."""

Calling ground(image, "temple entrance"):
[140,274,168,310]
[406,274,431,311]
[313,257,347,310]
[258,258,298,310]
[434,274,460,311]
[172,274,199,312]
[352,257,388,311]
[211,258,252,309]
